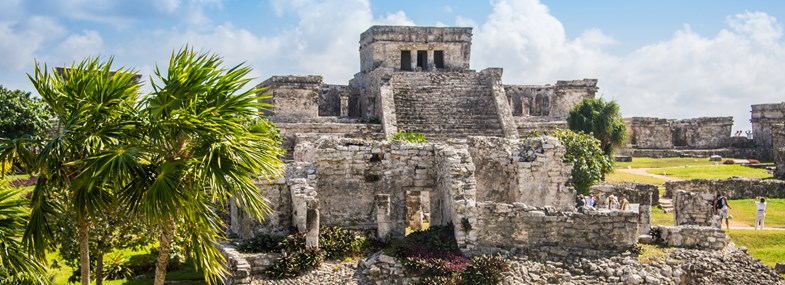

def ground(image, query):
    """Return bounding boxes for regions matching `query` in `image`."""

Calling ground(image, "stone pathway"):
[251,260,367,285]
[616,167,684,181]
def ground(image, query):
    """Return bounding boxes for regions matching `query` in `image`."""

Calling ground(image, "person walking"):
[713,192,732,229]
[755,197,767,230]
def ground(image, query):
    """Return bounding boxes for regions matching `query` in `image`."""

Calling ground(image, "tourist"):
[755,197,767,230]
[713,192,732,229]
[607,195,618,210]
[577,194,585,207]
[619,195,629,211]
[591,194,599,208]
[746,130,753,139]
[584,194,595,209]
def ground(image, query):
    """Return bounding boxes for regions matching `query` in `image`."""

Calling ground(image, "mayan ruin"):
[2,2,785,285]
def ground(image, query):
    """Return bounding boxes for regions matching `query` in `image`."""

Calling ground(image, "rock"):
[625,274,643,285]
[709,155,722,162]
[776,263,785,274]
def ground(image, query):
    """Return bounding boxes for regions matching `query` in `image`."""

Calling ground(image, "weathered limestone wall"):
[277,122,384,156]
[751,103,785,160]
[434,143,477,251]
[514,117,568,136]
[773,124,785,179]
[218,244,252,285]
[628,117,673,149]
[467,136,575,210]
[590,182,656,234]
[504,79,598,118]
[318,84,350,116]
[261,76,322,121]
[671,117,733,149]
[672,190,718,227]
[654,226,730,250]
[358,26,472,73]
[664,177,785,199]
[313,138,437,237]
[471,203,639,254]
[629,148,759,159]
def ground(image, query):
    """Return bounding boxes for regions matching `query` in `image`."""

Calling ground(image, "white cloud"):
[468,0,785,130]
[54,30,105,61]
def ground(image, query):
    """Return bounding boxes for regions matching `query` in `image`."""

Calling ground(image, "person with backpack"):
[713,192,732,229]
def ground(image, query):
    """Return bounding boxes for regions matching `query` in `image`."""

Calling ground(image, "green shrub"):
[319,226,366,260]
[421,274,463,285]
[103,255,133,280]
[263,248,324,279]
[279,232,307,252]
[461,255,509,285]
[391,130,427,143]
[389,224,460,259]
[238,234,285,253]
[125,251,184,275]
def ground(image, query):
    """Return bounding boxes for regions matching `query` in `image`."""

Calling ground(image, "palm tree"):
[0,181,49,284]
[20,58,141,285]
[87,48,285,284]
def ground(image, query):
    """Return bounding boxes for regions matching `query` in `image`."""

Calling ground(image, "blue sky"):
[2,0,784,130]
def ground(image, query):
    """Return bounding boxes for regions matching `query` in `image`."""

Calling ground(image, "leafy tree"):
[85,48,285,284]
[566,98,628,155]
[552,129,613,194]
[5,58,142,285]
[0,181,49,284]
[0,86,52,141]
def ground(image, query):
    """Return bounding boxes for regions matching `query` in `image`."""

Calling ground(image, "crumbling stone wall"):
[590,182,656,234]
[654,226,730,250]
[276,122,384,156]
[671,117,733,149]
[664,177,785,199]
[629,117,674,149]
[672,190,718,227]
[773,124,785,179]
[261,76,322,121]
[504,79,598,119]
[467,136,574,210]
[751,103,785,160]
[470,203,639,254]
[318,84,350,116]
[514,117,568,136]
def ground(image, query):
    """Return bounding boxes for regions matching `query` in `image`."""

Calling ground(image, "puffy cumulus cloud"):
[53,30,105,61]
[0,16,67,90]
[469,0,785,130]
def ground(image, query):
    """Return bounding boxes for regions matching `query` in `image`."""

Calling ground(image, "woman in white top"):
[755,197,767,230]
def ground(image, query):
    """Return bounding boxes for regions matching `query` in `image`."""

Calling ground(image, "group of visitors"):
[733,130,753,139]
[576,193,629,211]
[712,192,768,230]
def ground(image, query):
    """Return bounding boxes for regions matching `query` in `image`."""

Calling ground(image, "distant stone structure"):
[752,103,785,160]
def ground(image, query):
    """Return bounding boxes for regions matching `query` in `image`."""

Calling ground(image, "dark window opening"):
[400,51,412,71]
[434,51,444,69]
[416,50,427,71]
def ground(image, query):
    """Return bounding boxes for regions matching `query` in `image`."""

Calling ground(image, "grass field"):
[605,171,669,185]
[645,164,772,180]
[615,157,731,169]
[650,207,674,226]
[727,229,785,267]
[727,199,785,228]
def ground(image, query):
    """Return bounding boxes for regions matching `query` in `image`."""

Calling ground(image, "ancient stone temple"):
[230,25,640,255]
[261,26,598,155]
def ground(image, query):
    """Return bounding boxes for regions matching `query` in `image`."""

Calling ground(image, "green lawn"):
[727,229,785,267]
[650,207,674,226]
[606,171,669,185]
[616,157,731,169]
[727,199,785,228]
[645,164,772,180]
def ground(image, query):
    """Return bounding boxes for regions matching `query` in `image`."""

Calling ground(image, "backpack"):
[716,196,725,209]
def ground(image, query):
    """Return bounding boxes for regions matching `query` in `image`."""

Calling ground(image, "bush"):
[319,226,366,260]
[126,251,184,275]
[103,255,133,280]
[238,234,285,253]
[421,274,463,285]
[402,255,469,277]
[391,130,427,143]
[552,129,613,194]
[389,225,460,259]
[461,255,509,285]
[263,248,324,279]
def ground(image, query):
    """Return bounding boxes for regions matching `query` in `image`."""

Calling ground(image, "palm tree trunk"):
[95,251,104,285]
[78,217,91,285]
[154,220,175,285]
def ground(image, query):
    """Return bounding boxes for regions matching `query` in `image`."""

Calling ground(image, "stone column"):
[406,191,423,231]
[340,93,350,117]
[292,194,307,233]
[376,194,392,241]
[305,208,320,249]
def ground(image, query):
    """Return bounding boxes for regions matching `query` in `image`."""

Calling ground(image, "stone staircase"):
[658,198,674,213]
[391,71,505,140]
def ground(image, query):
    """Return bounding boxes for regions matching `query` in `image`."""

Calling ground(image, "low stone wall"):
[358,251,410,285]
[672,190,718,227]
[631,148,759,159]
[277,122,384,156]
[664,177,785,199]
[218,244,252,285]
[654,226,730,250]
[590,182,655,234]
[470,203,639,254]
[244,253,282,275]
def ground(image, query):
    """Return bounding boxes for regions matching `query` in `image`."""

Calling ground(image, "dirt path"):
[616,168,684,181]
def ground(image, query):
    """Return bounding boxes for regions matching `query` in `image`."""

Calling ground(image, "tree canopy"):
[567,98,628,155]
[552,129,613,194]
[0,86,52,141]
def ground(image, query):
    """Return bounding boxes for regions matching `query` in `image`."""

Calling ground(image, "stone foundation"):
[664,177,785,199]
[654,225,730,250]
[672,190,718,227]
